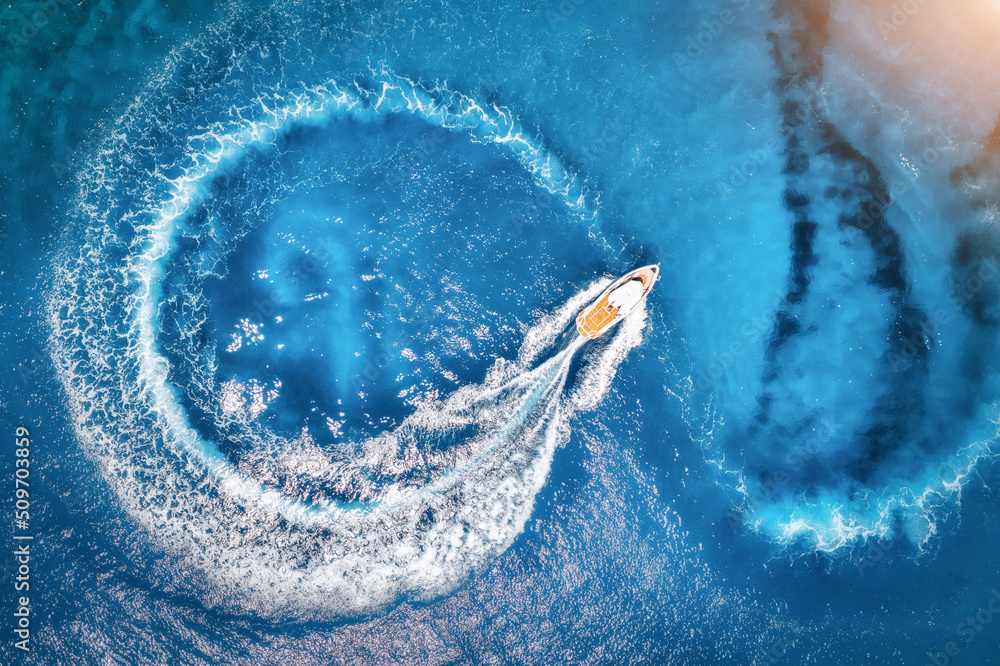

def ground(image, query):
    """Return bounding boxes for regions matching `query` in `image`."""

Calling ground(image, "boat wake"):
[45,46,648,616]
[52,262,643,618]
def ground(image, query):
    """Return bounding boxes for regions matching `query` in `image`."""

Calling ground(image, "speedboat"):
[576,264,659,339]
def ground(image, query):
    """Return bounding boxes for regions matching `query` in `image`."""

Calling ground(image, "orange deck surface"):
[576,293,617,338]
[576,270,654,339]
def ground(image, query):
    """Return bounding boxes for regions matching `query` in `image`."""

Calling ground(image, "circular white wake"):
[48,73,647,618]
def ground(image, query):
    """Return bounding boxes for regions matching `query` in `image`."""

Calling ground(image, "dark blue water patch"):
[951,113,1000,211]
[152,110,605,497]
[951,227,1000,327]
[725,0,956,509]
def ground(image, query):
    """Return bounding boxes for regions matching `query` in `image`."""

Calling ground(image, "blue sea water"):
[4,0,1000,663]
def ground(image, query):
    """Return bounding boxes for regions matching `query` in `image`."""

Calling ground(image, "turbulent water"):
[5,0,1000,664]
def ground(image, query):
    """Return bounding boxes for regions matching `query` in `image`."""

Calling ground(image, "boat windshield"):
[608,278,645,312]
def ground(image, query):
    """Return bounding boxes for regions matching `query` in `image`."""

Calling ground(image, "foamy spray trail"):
[51,270,643,618]
[46,68,646,617]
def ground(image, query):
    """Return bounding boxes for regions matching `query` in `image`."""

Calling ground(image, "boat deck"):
[576,266,657,339]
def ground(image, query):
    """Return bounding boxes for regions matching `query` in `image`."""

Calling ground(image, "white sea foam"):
[685,371,1000,555]
[52,271,641,617]
[48,71,641,617]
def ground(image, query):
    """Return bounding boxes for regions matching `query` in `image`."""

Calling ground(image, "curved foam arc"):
[693,404,999,553]
[759,435,998,552]
[127,77,603,523]
[669,297,1000,556]
[366,344,579,513]
[415,341,584,497]
[53,277,644,616]
[367,70,592,213]
[48,71,640,615]
[363,281,621,505]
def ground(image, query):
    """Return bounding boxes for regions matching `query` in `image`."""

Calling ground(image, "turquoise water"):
[4,0,1000,663]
